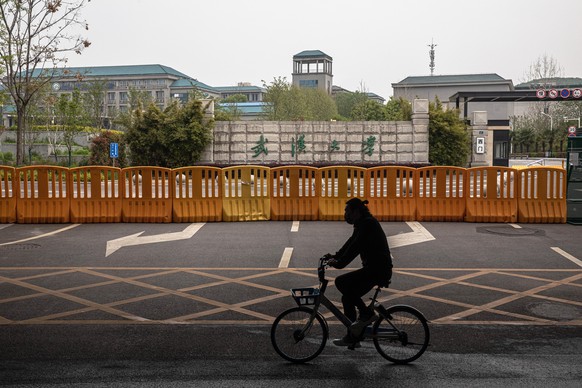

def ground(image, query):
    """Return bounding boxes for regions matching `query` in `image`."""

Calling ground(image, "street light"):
[563,116,581,128]
[541,112,553,131]
[541,112,553,157]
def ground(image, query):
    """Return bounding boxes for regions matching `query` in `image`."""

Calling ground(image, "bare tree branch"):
[0,0,90,165]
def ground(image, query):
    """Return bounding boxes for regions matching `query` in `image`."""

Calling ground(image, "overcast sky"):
[67,0,582,100]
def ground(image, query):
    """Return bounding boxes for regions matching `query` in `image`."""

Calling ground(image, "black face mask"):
[344,206,359,225]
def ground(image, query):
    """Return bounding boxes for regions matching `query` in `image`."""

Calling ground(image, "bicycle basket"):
[291,287,320,306]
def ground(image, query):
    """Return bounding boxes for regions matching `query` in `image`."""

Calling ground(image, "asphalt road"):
[1,221,581,387]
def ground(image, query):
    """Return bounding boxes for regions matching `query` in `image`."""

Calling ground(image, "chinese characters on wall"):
[250,134,378,158]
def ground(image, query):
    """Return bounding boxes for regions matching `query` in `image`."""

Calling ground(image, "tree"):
[303,87,337,121]
[261,77,337,121]
[428,98,471,166]
[0,0,91,165]
[385,97,412,121]
[115,87,154,129]
[510,116,536,154]
[55,89,89,166]
[351,100,386,121]
[83,80,107,130]
[334,91,368,119]
[522,54,563,87]
[214,94,248,121]
[124,99,213,168]
[89,130,127,167]
[512,54,566,156]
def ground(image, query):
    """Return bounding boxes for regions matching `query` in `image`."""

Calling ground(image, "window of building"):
[107,92,116,102]
[299,80,318,88]
[494,141,508,159]
[119,91,128,103]
[156,91,164,103]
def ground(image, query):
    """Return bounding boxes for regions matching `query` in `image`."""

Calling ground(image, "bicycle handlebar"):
[318,255,332,282]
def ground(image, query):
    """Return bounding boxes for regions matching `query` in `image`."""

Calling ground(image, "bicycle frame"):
[272,256,430,364]
[297,259,401,341]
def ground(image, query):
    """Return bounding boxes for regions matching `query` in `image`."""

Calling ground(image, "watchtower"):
[292,50,333,95]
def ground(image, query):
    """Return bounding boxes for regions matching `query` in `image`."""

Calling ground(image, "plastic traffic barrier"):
[222,165,270,221]
[69,166,122,223]
[121,167,173,223]
[318,166,366,220]
[416,166,466,222]
[0,166,16,223]
[16,165,70,223]
[465,167,518,223]
[173,166,223,222]
[517,167,567,223]
[270,166,319,221]
[366,166,416,221]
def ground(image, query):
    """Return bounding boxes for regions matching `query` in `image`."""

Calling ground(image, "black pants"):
[334,267,392,323]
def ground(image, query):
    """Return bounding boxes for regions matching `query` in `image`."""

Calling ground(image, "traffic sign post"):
[110,142,119,167]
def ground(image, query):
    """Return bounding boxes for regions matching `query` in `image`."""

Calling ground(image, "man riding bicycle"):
[327,198,393,348]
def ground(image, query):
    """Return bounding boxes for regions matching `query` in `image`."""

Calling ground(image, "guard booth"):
[566,131,582,224]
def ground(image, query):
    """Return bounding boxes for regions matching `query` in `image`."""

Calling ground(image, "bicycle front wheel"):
[373,305,430,364]
[271,306,328,363]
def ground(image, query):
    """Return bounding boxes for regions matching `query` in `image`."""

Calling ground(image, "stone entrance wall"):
[201,99,430,165]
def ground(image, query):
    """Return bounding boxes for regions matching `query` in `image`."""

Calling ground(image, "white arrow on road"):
[388,221,435,248]
[106,223,205,257]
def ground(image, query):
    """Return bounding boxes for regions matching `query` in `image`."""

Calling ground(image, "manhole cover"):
[477,226,544,237]
[528,302,581,321]
[0,243,41,251]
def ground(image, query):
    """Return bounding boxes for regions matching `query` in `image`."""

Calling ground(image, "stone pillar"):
[411,99,429,164]
[471,111,489,167]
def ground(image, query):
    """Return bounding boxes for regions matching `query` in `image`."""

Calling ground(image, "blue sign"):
[110,142,119,158]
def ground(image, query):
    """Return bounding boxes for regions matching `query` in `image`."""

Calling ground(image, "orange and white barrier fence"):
[122,167,173,223]
[0,165,568,224]
[517,167,567,223]
[270,166,319,221]
[0,166,16,223]
[465,167,518,223]
[416,166,466,222]
[70,166,122,223]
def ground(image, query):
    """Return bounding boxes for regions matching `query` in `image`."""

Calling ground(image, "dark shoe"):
[332,335,361,349]
[350,310,379,337]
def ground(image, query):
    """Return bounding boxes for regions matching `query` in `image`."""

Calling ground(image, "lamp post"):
[563,116,581,128]
[541,112,553,156]
[541,112,553,130]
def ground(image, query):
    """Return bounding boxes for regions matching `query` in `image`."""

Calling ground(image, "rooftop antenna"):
[428,39,437,76]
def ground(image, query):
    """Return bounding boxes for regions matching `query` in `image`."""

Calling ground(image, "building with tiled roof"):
[214,83,266,102]
[42,64,220,127]
[392,73,515,122]
[292,50,333,95]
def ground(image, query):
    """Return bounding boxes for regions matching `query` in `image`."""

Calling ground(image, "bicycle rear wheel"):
[271,306,328,363]
[372,305,429,364]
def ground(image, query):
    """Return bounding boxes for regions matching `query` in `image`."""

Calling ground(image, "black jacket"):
[333,214,393,285]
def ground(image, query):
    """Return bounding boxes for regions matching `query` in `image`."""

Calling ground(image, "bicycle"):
[271,255,430,364]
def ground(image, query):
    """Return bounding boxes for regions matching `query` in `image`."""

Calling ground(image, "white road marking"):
[0,224,80,246]
[388,221,435,248]
[106,223,205,257]
[279,247,294,268]
[510,224,522,229]
[0,224,13,230]
[291,221,300,232]
[551,247,582,268]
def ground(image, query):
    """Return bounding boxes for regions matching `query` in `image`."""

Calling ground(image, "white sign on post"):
[476,137,485,154]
